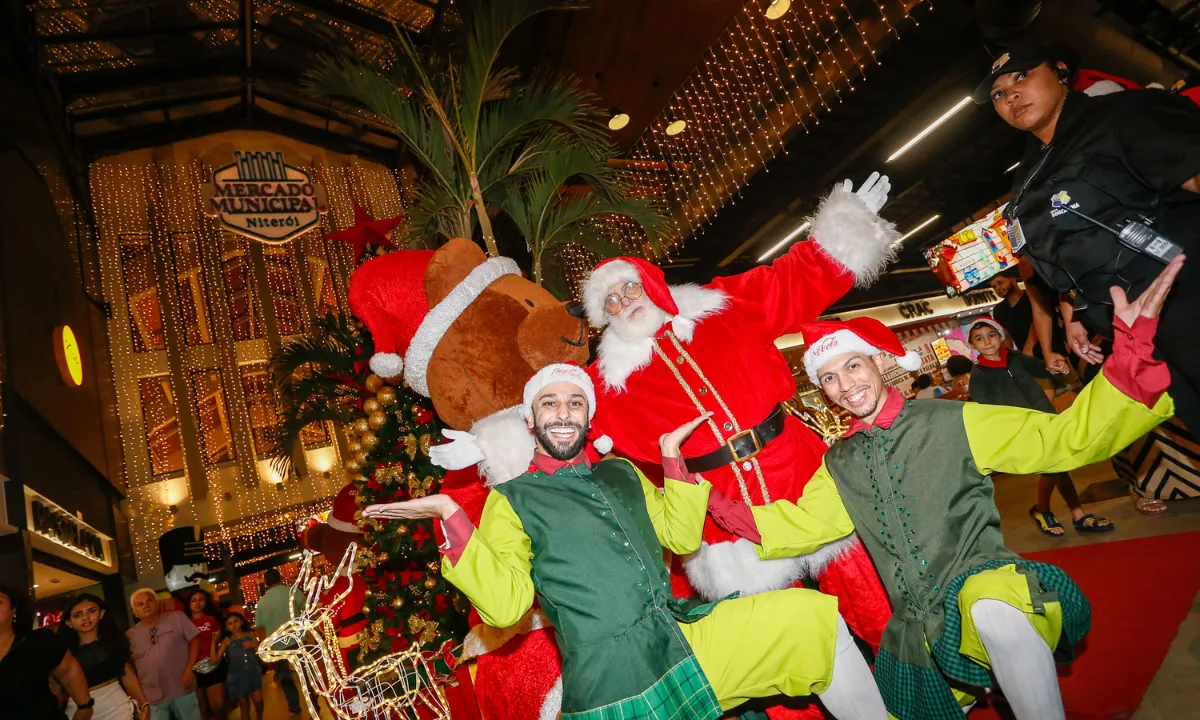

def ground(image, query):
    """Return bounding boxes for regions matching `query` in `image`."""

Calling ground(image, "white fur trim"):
[682,534,859,601]
[471,406,536,487]
[803,329,883,385]
[539,676,563,720]
[593,435,613,455]
[325,515,361,534]
[522,364,596,420]
[459,607,552,661]
[582,260,640,327]
[368,352,404,379]
[969,317,1006,340]
[404,257,521,396]
[594,284,728,390]
[810,183,898,287]
[897,351,923,371]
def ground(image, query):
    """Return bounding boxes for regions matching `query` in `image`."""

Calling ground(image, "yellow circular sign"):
[54,325,84,387]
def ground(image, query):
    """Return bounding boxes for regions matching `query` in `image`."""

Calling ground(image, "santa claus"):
[581,174,903,658]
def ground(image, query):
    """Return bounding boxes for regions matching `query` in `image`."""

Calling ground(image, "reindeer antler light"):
[259,544,451,720]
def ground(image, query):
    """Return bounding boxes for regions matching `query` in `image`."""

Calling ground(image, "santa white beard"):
[609,300,669,342]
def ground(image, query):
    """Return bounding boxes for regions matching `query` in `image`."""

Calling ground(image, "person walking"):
[0,583,95,720]
[59,593,152,720]
[253,569,307,716]
[127,589,202,720]
[184,591,226,720]
[211,613,263,720]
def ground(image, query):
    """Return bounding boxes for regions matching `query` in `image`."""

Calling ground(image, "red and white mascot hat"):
[582,256,696,339]
[324,482,364,535]
[522,363,612,455]
[801,317,923,385]
[348,249,521,397]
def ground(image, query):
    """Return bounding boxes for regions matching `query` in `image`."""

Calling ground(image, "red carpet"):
[971,531,1200,720]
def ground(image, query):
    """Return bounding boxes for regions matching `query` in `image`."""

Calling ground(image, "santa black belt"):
[684,404,786,474]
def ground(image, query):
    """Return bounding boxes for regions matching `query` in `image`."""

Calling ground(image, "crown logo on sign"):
[991,53,1010,72]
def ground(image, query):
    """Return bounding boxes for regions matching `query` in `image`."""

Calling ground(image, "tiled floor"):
[246,460,1200,720]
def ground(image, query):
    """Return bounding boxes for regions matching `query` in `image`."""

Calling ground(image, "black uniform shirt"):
[1007,90,1200,332]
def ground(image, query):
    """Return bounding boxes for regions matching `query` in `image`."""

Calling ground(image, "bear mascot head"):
[348,238,586,720]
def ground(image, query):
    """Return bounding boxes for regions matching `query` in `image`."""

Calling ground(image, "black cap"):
[972,43,1058,105]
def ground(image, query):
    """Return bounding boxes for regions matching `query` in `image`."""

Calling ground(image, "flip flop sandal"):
[1074,514,1115,533]
[1029,506,1065,537]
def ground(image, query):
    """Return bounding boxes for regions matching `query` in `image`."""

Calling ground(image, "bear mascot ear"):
[425,238,486,306]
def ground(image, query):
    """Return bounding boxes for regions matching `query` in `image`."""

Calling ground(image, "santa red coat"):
[587,238,892,655]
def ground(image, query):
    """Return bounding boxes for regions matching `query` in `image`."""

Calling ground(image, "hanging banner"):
[203,151,328,244]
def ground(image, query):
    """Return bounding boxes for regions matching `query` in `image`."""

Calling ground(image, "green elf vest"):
[494,459,724,720]
[824,398,1090,720]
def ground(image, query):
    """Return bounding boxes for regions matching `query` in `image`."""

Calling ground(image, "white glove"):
[428,429,485,470]
[841,171,891,214]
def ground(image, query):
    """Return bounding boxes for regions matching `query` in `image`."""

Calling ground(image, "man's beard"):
[535,420,589,461]
[609,302,669,342]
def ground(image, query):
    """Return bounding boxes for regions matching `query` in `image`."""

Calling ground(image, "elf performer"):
[580,173,899,652]
[730,256,1182,720]
[364,364,891,720]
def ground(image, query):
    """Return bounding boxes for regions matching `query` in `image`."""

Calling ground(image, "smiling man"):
[364,363,891,720]
[723,258,1182,720]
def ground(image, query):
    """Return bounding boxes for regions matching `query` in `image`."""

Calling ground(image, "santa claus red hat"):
[968,317,1006,339]
[801,317,923,385]
[324,483,363,535]
[348,249,520,397]
[582,257,696,339]
[522,363,613,454]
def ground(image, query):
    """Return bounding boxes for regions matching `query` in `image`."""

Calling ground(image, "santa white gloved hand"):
[842,171,891,214]
[428,429,486,470]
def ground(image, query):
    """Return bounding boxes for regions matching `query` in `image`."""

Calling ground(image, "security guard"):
[976,43,1200,429]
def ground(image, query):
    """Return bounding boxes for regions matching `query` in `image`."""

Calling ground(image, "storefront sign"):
[897,300,934,320]
[202,151,328,244]
[23,487,116,573]
[53,325,84,387]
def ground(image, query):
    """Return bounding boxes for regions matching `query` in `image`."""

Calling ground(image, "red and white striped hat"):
[800,317,922,385]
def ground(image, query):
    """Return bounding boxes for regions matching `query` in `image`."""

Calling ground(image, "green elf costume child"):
[364,363,892,720]
[734,256,1182,720]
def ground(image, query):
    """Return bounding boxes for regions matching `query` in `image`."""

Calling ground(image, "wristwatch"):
[77,697,95,710]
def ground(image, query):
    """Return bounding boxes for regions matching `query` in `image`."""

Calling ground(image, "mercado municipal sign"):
[203,151,328,244]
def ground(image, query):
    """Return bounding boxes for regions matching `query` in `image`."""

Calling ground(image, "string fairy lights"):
[259,545,452,720]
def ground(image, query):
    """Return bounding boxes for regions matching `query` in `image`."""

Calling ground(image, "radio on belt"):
[1050,191,1183,263]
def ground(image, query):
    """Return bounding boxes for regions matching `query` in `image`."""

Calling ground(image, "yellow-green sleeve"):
[441,490,535,629]
[628,460,710,555]
[964,369,1173,476]
[750,460,856,560]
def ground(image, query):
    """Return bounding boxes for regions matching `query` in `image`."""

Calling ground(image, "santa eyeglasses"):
[603,281,643,316]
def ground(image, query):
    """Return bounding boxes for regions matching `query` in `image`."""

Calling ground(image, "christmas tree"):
[271,313,469,666]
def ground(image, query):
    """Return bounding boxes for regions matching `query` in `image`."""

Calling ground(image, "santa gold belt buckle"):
[726,428,762,464]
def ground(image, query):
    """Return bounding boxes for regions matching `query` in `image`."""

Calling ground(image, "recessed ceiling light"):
[1004,161,1020,174]
[886,96,972,162]
[608,111,630,131]
[894,214,942,247]
[33,584,39,588]
[765,0,791,20]
[665,119,687,136]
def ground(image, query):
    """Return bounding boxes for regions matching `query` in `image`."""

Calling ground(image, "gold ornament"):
[419,433,432,457]
[375,465,403,486]
[392,596,405,610]
[427,559,440,574]
[396,523,410,536]
[406,615,440,645]
[348,441,363,454]
[366,374,384,393]
[377,552,389,563]
[451,593,469,614]
[363,398,381,414]
[423,576,438,590]
[405,433,418,460]
[344,458,361,473]
[377,386,397,406]
[368,410,388,430]
[353,418,370,435]
[362,433,380,449]
[355,450,369,464]
[407,473,434,498]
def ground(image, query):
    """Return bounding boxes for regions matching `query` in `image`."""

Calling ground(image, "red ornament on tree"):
[327,203,405,259]
[413,405,433,424]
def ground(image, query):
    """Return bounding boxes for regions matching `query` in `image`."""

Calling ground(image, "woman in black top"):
[59,594,151,720]
[978,43,1200,431]
[0,583,94,720]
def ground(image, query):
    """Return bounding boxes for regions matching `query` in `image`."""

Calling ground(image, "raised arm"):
[748,461,857,560]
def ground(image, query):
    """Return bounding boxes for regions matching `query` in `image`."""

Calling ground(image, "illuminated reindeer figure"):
[258,543,450,720]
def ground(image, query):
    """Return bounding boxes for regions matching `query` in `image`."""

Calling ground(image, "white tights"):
[970,598,1065,720]
[817,615,889,719]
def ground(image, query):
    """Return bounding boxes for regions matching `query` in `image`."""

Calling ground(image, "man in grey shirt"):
[254,568,308,715]
[127,588,202,720]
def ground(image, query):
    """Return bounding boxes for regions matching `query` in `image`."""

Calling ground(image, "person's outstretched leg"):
[680,587,887,719]
[970,598,1064,720]
[815,616,889,719]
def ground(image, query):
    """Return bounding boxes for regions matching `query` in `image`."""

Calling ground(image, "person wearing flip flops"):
[966,317,1115,537]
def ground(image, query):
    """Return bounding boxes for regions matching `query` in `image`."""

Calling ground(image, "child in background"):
[940,355,975,400]
[211,612,263,720]
[968,318,1115,536]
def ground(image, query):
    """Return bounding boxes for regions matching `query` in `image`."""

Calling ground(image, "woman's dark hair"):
[946,354,976,377]
[914,374,933,390]
[0,583,35,641]
[57,593,130,664]
[185,588,222,620]
[220,610,248,640]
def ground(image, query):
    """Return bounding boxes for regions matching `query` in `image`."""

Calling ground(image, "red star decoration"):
[327,204,405,258]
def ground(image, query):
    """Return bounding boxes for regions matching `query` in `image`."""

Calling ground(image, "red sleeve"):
[709,240,854,339]
[437,509,476,566]
[661,457,761,543]
[1102,315,1171,406]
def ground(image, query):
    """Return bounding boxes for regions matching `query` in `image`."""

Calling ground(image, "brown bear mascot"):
[300,482,369,670]
[349,238,588,720]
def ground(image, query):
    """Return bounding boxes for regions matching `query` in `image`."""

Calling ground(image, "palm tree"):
[303,0,606,257]
[495,147,665,298]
